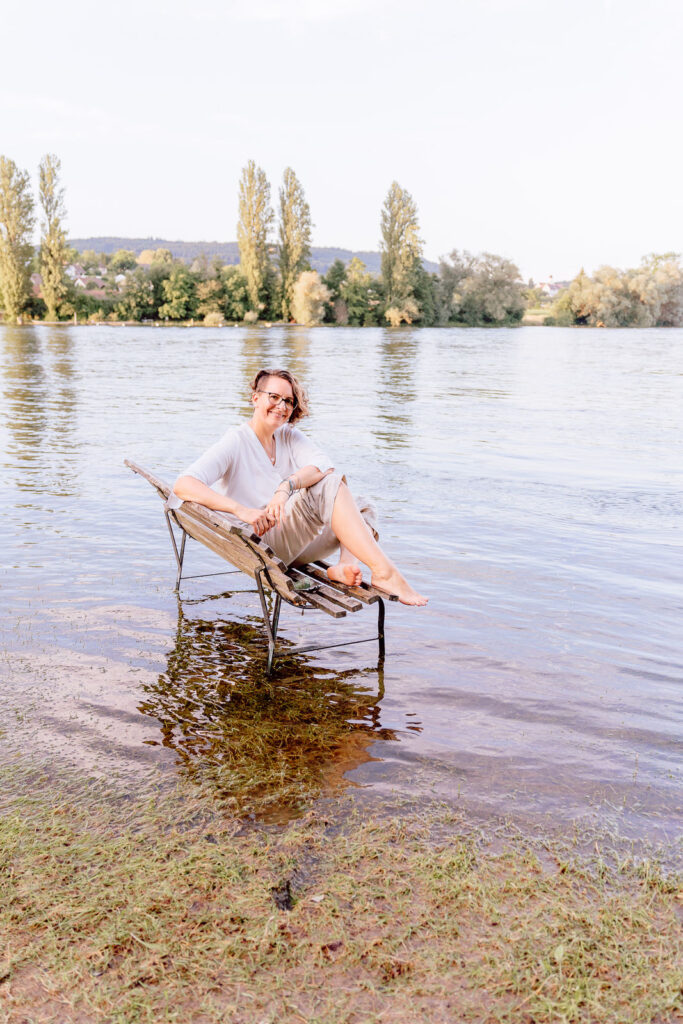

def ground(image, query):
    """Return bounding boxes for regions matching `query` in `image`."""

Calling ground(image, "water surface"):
[1,325,681,844]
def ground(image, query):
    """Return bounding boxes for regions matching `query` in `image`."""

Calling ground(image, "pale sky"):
[2,0,681,282]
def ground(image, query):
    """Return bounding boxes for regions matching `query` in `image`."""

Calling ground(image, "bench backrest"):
[124,459,308,607]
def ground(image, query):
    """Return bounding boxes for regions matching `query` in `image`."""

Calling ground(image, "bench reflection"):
[138,600,395,819]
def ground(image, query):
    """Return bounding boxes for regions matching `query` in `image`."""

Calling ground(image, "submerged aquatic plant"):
[138,604,395,817]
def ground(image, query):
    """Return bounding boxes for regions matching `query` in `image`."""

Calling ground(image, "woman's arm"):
[287,464,332,489]
[265,464,333,525]
[173,475,275,536]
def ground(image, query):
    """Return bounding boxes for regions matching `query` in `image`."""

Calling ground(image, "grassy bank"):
[1,767,681,1024]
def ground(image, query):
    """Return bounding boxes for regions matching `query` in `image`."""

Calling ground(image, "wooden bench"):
[125,460,396,673]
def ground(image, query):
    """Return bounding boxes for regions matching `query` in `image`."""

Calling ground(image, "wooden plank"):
[288,567,363,613]
[235,533,310,601]
[228,525,292,574]
[306,562,399,603]
[173,512,262,575]
[125,459,171,500]
[298,590,347,618]
[173,511,307,608]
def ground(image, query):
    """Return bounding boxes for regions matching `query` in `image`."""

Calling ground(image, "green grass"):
[1,766,681,1024]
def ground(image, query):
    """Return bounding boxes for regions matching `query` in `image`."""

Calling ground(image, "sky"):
[2,0,682,282]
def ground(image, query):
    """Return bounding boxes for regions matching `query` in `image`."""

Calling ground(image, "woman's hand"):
[237,506,276,537]
[265,489,289,527]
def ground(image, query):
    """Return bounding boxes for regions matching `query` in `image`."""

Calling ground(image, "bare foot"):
[371,568,428,606]
[327,562,363,587]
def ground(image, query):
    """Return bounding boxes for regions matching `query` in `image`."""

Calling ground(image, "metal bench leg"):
[377,597,386,659]
[255,568,282,674]
[164,511,187,591]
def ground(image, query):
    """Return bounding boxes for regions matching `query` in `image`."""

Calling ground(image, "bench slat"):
[173,511,264,576]
[287,567,363,613]
[306,562,399,604]
[298,590,347,618]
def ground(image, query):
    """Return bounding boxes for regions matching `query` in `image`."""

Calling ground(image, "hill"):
[67,237,439,276]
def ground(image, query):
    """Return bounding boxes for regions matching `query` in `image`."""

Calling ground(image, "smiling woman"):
[169,367,427,605]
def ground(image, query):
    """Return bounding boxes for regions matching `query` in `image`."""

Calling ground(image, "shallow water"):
[1,324,681,843]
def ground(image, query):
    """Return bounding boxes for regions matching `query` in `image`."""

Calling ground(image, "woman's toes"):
[327,563,363,587]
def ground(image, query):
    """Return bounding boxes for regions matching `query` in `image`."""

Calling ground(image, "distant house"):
[538,280,569,298]
[65,264,85,279]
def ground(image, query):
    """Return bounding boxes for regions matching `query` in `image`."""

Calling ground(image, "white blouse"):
[166,421,334,522]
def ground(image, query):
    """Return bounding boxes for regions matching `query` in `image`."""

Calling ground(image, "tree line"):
[1,153,681,327]
[545,255,683,327]
[0,155,527,327]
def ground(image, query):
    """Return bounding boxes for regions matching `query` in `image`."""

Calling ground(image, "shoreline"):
[1,762,681,1024]
[4,318,678,329]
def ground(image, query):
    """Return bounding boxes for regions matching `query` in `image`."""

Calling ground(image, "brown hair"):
[249,368,309,424]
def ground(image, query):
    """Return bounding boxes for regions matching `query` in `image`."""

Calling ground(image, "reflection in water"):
[238,326,280,399]
[375,329,419,448]
[138,601,396,819]
[279,327,312,382]
[2,326,78,495]
[238,326,312,395]
[2,328,48,474]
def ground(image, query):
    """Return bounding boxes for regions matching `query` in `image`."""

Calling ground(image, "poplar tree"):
[0,156,35,321]
[380,181,423,310]
[39,154,68,321]
[278,167,312,321]
[237,160,273,313]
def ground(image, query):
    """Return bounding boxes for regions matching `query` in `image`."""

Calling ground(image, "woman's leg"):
[295,496,377,588]
[330,483,427,606]
[266,476,427,606]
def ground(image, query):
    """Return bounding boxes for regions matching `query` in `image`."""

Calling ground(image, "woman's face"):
[252,375,295,428]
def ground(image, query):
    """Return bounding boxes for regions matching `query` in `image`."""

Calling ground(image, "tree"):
[237,160,273,313]
[278,167,312,320]
[380,181,423,311]
[152,248,173,265]
[147,259,174,314]
[109,249,137,273]
[222,266,250,321]
[385,297,419,326]
[80,249,101,272]
[412,265,439,326]
[340,257,372,326]
[439,250,525,325]
[196,278,225,318]
[322,258,347,322]
[549,257,683,327]
[291,271,331,325]
[116,268,155,321]
[38,154,68,321]
[323,259,346,299]
[0,156,35,321]
[159,265,197,320]
[636,254,683,325]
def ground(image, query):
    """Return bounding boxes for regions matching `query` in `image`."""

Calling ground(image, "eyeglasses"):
[257,390,297,411]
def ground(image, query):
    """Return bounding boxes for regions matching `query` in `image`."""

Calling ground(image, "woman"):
[169,368,427,606]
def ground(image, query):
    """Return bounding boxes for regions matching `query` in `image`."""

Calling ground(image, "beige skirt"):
[262,472,378,566]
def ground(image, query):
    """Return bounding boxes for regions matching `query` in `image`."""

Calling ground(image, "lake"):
[1,324,681,848]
